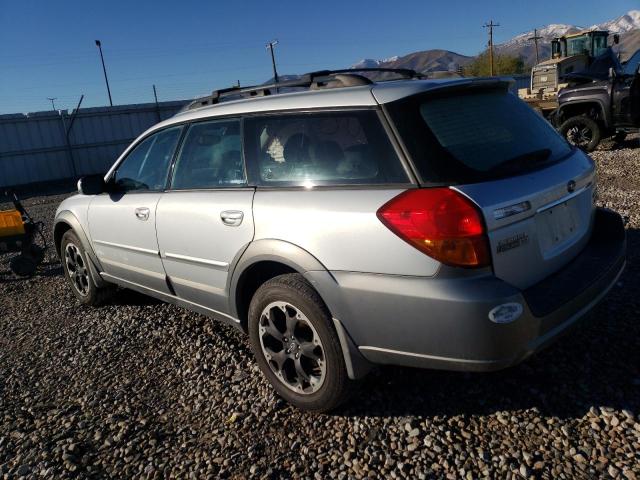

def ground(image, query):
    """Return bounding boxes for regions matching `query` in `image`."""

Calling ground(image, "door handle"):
[220,210,244,226]
[135,207,150,221]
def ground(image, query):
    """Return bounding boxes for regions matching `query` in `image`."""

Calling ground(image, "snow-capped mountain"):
[592,10,640,33]
[352,56,400,69]
[501,24,580,48]
[351,50,471,74]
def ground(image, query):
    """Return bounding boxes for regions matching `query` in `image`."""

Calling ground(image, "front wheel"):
[248,274,354,412]
[559,116,602,152]
[60,230,113,305]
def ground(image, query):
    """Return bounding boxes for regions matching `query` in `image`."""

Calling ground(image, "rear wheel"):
[248,273,353,412]
[61,230,113,305]
[559,116,602,152]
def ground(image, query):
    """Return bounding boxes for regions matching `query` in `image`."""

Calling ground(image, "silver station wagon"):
[54,69,626,411]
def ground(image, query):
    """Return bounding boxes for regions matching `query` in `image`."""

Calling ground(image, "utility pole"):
[63,94,84,178]
[47,97,57,111]
[483,21,500,76]
[528,28,543,64]
[95,40,113,106]
[266,40,279,92]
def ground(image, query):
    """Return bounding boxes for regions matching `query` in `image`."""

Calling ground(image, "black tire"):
[9,255,37,277]
[28,244,46,265]
[559,116,602,152]
[60,230,113,305]
[248,273,354,412]
[614,131,627,143]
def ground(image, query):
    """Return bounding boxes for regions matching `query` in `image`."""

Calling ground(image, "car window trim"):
[378,105,419,184]
[242,107,416,188]
[105,105,413,193]
[106,107,382,182]
[105,124,185,191]
[166,116,248,191]
[253,183,418,191]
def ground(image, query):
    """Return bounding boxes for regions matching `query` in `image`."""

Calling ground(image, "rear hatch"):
[383,83,595,289]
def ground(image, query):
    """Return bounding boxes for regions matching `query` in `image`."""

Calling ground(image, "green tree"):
[465,49,525,76]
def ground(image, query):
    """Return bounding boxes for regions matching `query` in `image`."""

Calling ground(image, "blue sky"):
[0,0,637,114]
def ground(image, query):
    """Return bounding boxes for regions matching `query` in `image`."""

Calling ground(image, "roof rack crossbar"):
[310,68,424,79]
[183,68,424,111]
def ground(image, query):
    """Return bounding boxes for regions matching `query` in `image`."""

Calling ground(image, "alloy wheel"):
[64,243,90,296]
[566,124,594,148]
[258,301,326,394]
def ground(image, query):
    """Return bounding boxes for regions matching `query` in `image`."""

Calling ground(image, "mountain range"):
[351,10,640,74]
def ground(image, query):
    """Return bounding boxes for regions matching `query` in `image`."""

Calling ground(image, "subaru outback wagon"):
[54,69,626,412]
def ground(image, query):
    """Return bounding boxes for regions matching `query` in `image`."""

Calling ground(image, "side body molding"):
[54,210,107,288]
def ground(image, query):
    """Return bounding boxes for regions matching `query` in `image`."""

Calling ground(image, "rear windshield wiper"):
[487,148,552,175]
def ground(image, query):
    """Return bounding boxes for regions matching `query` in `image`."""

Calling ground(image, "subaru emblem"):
[567,180,576,193]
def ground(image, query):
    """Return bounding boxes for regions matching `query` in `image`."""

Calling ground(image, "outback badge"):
[496,232,529,253]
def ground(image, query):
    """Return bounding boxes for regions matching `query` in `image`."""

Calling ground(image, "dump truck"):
[519,30,618,116]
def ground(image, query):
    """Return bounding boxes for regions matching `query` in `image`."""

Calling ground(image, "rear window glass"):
[244,110,408,186]
[387,89,572,184]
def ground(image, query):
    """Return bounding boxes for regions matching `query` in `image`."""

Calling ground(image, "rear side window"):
[387,89,572,184]
[244,110,408,186]
[171,119,246,190]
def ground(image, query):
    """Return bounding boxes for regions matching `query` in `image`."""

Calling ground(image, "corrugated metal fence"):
[0,100,187,189]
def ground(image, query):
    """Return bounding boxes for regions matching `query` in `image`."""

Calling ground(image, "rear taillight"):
[377,188,491,268]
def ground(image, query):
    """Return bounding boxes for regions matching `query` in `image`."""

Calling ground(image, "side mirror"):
[613,34,620,45]
[77,174,107,195]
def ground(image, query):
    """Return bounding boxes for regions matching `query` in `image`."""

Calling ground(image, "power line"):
[483,20,500,76]
[528,28,543,64]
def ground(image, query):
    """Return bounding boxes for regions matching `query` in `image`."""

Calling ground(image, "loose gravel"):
[1,139,640,479]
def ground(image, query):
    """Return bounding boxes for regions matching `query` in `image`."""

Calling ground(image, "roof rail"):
[182,68,424,111]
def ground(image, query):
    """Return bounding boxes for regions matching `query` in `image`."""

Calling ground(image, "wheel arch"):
[229,239,328,330]
[229,239,372,380]
[557,99,610,129]
[54,211,106,287]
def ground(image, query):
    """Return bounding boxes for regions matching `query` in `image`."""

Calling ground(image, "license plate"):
[536,201,580,257]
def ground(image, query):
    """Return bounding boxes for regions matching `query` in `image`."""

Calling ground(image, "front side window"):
[171,119,245,190]
[112,126,182,191]
[244,110,408,186]
[567,36,589,56]
[592,35,608,58]
[387,88,572,184]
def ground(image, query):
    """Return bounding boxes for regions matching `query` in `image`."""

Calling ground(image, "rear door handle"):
[135,207,150,221]
[220,210,244,226]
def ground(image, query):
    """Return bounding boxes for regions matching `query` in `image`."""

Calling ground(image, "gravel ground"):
[1,140,640,479]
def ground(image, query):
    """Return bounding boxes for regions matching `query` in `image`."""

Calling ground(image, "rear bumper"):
[308,208,626,372]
